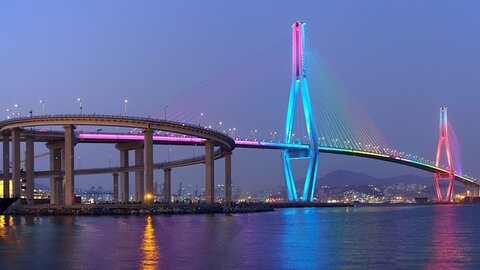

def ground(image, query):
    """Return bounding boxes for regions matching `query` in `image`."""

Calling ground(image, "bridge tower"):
[282,22,319,202]
[433,107,455,202]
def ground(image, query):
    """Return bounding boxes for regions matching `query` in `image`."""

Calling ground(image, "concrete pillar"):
[205,140,214,204]
[135,147,144,202]
[224,151,232,203]
[47,145,63,205]
[11,128,21,198]
[119,150,129,202]
[64,125,75,205]
[144,129,154,205]
[113,173,119,203]
[2,133,10,198]
[25,137,34,205]
[164,168,171,203]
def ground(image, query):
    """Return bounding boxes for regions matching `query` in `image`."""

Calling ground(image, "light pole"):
[197,112,204,126]
[250,129,258,141]
[14,104,20,117]
[124,99,128,115]
[77,98,83,114]
[39,100,45,114]
[270,131,277,141]
[6,108,13,119]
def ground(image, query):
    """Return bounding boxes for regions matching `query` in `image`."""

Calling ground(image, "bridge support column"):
[2,132,10,198]
[64,125,75,205]
[46,143,63,205]
[11,128,21,198]
[205,140,214,204]
[112,173,119,203]
[144,129,154,205]
[25,137,34,205]
[224,151,232,203]
[119,150,129,203]
[163,168,171,203]
[135,147,144,202]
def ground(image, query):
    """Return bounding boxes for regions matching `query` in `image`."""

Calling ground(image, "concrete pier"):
[205,140,214,204]
[119,149,129,202]
[25,136,34,205]
[135,147,144,202]
[2,132,10,198]
[112,173,119,203]
[164,168,171,203]
[47,142,63,205]
[144,129,154,204]
[11,128,21,197]
[225,151,232,203]
[64,125,75,205]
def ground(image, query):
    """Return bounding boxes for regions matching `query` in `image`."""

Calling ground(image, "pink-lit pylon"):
[433,107,455,202]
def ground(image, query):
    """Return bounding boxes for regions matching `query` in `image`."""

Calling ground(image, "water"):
[1,204,480,269]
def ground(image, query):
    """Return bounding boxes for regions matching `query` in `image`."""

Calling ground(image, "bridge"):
[0,21,477,205]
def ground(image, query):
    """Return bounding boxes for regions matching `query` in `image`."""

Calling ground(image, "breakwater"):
[5,202,273,215]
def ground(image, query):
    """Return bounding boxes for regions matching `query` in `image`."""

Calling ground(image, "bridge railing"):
[0,114,234,144]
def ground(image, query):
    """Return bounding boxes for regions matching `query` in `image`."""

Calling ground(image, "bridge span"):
[0,115,234,205]
[76,133,479,186]
[0,117,478,207]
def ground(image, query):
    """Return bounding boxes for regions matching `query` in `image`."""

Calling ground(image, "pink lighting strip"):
[78,133,205,143]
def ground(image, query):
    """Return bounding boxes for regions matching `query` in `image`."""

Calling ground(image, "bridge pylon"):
[282,21,319,202]
[433,107,455,202]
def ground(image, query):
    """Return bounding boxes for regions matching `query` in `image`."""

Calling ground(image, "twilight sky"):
[1,1,479,192]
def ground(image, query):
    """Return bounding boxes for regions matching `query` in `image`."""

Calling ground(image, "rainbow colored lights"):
[434,107,456,202]
[76,132,476,187]
[281,22,320,202]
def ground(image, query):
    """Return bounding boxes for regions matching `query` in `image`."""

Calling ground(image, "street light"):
[197,112,204,126]
[13,104,21,117]
[76,98,83,114]
[39,100,45,114]
[124,99,128,115]
[250,129,258,141]
[270,131,277,141]
[145,193,154,204]
[6,108,13,119]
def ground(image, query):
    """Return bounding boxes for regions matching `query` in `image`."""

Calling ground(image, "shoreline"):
[5,202,274,216]
[5,201,477,216]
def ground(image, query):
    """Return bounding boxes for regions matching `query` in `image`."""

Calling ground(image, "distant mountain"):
[382,174,432,185]
[315,169,432,187]
[317,170,380,186]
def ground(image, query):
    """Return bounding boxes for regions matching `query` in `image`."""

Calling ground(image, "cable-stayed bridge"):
[0,21,477,205]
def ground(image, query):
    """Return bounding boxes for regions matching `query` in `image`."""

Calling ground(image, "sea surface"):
[1,204,480,269]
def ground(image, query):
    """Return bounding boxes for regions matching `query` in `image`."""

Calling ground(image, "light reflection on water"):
[140,216,160,270]
[1,205,480,269]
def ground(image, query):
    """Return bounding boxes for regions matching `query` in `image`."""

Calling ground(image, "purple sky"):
[1,1,479,192]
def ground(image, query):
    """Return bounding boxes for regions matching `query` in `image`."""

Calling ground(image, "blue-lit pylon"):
[282,21,319,202]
